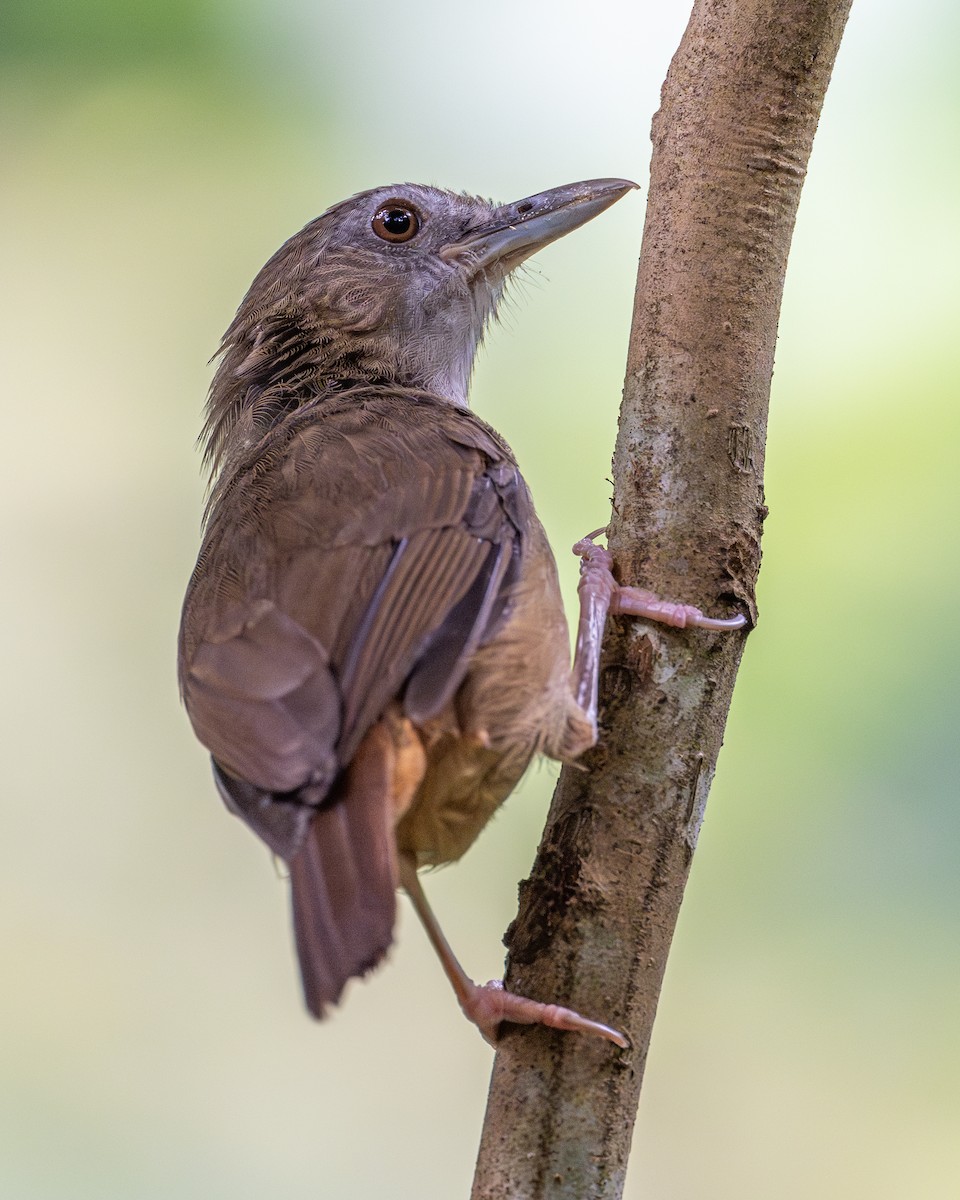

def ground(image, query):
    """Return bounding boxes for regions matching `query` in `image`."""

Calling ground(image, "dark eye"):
[372,204,420,243]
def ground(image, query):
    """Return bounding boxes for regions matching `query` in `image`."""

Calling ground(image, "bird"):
[178,178,745,1048]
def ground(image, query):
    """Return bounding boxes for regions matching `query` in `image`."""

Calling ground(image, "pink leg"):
[570,528,745,732]
[399,855,628,1049]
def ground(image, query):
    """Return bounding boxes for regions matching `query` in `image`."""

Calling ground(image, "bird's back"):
[178,385,579,1007]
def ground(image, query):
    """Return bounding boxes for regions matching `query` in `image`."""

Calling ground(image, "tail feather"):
[289,723,399,1015]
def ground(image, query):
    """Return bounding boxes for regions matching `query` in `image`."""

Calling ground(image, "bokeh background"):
[2,0,958,1196]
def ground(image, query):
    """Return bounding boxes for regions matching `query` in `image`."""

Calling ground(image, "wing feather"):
[179,389,531,1013]
[179,390,529,838]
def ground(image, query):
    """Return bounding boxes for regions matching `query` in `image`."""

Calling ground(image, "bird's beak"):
[441,177,638,277]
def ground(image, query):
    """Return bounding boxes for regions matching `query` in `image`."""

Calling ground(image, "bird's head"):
[204,178,636,471]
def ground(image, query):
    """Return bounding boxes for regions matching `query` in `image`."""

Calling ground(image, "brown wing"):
[179,391,529,1014]
[179,388,527,847]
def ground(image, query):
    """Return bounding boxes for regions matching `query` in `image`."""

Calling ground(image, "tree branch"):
[471,1,853,1196]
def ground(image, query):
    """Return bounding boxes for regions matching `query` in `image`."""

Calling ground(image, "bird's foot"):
[573,530,746,632]
[460,977,628,1049]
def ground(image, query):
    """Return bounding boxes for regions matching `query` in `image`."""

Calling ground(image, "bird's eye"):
[371,205,420,243]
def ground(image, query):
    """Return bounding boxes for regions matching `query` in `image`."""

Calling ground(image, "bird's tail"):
[288,721,402,1016]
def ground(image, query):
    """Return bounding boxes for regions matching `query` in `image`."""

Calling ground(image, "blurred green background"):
[2,0,957,1196]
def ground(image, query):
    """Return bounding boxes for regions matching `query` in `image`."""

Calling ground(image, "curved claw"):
[463,979,629,1050]
[612,587,746,630]
[572,528,610,559]
[692,612,747,631]
[573,529,747,633]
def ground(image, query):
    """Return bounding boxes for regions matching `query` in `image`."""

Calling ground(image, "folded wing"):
[178,390,529,1011]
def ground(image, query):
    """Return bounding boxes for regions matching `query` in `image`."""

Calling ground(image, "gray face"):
[234,184,508,408]
[204,178,635,469]
[306,184,510,401]
[315,183,501,266]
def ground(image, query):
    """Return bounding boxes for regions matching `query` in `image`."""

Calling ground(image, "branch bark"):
[471,1,853,1196]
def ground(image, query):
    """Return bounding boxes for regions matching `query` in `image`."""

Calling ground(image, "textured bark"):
[471,1,853,1197]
